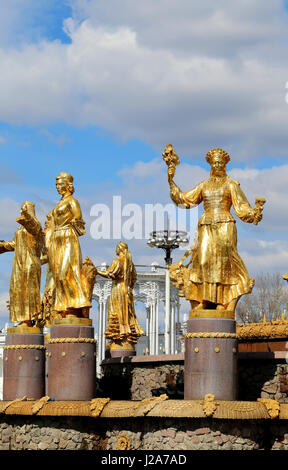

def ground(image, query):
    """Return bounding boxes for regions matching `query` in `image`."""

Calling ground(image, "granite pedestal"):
[46,318,96,400]
[184,311,238,400]
[3,327,45,400]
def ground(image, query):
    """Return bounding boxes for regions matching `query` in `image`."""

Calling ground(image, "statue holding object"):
[0,201,43,327]
[44,172,91,319]
[96,241,144,356]
[164,144,266,314]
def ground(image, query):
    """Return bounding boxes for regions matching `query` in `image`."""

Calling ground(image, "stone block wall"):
[0,415,288,450]
[99,354,288,402]
[0,416,106,450]
[238,361,288,402]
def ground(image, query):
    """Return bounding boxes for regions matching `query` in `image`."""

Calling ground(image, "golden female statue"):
[0,201,43,326]
[45,172,91,317]
[164,145,265,313]
[97,242,144,350]
[41,212,57,325]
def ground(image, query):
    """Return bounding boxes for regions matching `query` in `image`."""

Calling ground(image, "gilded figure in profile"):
[96,242,144,349]
[164,145,266,313]
[45,172,91,318]
[0,201,43,326]
[41,212,57,326]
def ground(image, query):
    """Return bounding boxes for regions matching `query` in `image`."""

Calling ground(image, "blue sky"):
[1,1,288,328]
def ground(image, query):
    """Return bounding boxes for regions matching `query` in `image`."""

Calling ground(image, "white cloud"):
[69,0,286,58]
[39,129,72,146]
[0,2,287,159]
[118,159,162,180]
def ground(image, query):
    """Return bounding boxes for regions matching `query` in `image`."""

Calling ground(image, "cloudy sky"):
[0,1,288,329]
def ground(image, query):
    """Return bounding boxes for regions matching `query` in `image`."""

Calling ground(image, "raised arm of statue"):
[16,213,42,238]
[170,180,203,208]
[97,258,122,280]
[0,239,16,254]
[164,144,203,208]
[230,180,264,224]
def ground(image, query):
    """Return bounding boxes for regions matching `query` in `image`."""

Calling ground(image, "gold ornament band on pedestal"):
[184,332,237,339]
[257,398,280,419]
[47,338,96,344]
[0,397,28,414]
[237,319,288,340]
[189,310,235,320]
[0,398,287,419]
[132,394,169,417]
[109,340,135,351]
[90,398,111,417]
[31,396,51,415]
[4,344,46,350]
[7,326,43,334]
[51,317,92,326]
[202,394,219,417]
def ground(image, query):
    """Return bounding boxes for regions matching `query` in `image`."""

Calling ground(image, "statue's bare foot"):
[216,304,225,310]
[248,277,255,292]
[17,320,33,327]
[193,301,210,310]
[226,298,239,312]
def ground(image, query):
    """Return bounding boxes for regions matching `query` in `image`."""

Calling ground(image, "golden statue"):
[0,201,43,327]
[164,145,266,314]
[45,172,91,318]
[97,242,144,350]
[41,212,57,326]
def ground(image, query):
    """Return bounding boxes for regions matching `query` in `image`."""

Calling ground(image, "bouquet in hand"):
[162,144,180,182]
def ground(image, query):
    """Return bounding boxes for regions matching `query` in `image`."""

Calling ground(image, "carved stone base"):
[46,324,96,400]
[109,340,136,358]
[184,313,238,400]
[3,330,45,400]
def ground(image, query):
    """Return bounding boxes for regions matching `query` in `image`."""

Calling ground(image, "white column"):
[155,299,159,355]
[170,302,175,354]
[103,298,109,350]
[151,302,155,355]
[98,300,103,358]
[176,298,180,353]
[165,267,171,354]
[148,304,153,355]
[146,306,150,355]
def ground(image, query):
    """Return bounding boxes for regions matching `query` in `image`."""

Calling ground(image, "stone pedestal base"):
[46,319,96,400]
[109,340,136,358]
[184,312,238,400]
[3,327,45,400]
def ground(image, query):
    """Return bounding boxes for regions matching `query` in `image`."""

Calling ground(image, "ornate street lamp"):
[147,230,189,266]
[147,229,189,354]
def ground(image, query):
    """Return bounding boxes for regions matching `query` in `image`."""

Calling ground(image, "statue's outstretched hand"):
[253,210,263,225]
[168,165,175,183]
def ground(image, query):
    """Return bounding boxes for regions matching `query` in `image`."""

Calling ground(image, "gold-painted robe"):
[41,211,57,324]
[47,195,91,313]
[105,255,144,343]
[2,216,43,323]
[170,176,255,305]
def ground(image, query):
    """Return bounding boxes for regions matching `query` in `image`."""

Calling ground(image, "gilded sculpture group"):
[0,145,268,349]
[0,172,144,349]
